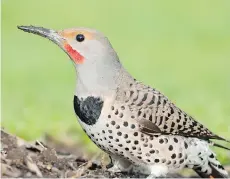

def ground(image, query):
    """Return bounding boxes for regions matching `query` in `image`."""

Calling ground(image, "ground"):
[1,129,229,178]
[0,129,148,178]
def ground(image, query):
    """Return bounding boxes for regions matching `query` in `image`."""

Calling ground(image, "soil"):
[1,129,229,178]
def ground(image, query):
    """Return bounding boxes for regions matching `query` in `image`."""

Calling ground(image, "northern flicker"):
[18,25,229,178]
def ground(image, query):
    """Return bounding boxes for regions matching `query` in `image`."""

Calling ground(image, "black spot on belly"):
[73,95,104,125]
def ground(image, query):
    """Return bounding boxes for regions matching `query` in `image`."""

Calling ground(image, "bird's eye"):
[76,34,85,42]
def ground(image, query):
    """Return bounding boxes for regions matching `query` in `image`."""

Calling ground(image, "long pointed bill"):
[17,25,65,49]
[18,25,84,64]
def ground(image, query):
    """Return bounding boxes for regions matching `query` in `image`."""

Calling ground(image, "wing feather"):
[118,81,229,144]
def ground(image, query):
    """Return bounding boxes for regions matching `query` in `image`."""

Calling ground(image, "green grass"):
[2,0,230,162]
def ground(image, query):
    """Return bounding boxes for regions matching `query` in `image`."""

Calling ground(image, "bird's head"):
[18,25,124,94]
[18,26,118,65]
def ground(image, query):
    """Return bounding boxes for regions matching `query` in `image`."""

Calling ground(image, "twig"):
[24,156,43,177]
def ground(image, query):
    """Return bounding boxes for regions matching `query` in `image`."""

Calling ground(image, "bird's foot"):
[107,165,124,173]
[107,154,133,173]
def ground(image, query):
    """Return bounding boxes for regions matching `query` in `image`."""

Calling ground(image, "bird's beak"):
[17,25,66,49]
[18,25,85,64]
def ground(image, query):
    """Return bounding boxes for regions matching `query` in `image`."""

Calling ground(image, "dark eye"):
[76,34,85,42]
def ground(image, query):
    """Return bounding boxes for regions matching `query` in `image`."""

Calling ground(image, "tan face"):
[17,25,114,68]
[57,29,96,64]
[58,29,94,40]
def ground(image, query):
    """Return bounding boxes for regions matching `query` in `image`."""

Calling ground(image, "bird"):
[18,25,229,178]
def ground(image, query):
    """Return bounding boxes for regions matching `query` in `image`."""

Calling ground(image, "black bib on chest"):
[73,95,104,125]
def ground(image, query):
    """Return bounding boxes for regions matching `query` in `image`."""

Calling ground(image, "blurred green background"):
[2,0,230,162]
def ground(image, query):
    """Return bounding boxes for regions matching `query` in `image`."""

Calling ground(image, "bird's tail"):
[194,152,229,178]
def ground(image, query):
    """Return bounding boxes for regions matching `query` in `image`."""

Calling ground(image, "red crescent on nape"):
[64,44,84,64]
